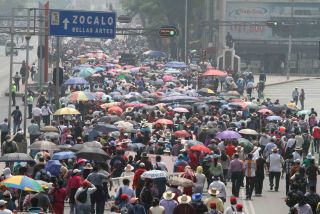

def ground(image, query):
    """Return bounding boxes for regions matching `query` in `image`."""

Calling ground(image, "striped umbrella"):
[1,176,44,192]
[66,91,95,102]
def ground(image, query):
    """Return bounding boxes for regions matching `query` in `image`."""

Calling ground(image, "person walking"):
[255,153,266,196]
[149,198,165,214]
[1,135,18,156]
[28,119,40,145]
[299,89,305,110]
[11,106,22,134]
[11,82,16,107]
[193,166,206,194]
[244,153,256,200]
[32,104,42,127]
[282,154,294,195]
[67,169,83,214]
[160,191,178,214]
[75,180,97,214]
[49,180,67,214]
[266,147,284,192]
[173,194,195,214]
[13,72,21,91]
[26,93,34,119]
[228,153,244,197]
[292,87,299,105]
[0,119,9,144]
[41,102,52,126]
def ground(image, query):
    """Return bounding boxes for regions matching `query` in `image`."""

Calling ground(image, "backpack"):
[76,188,88,203]
[155,163,161,170]
[39,169,51,182]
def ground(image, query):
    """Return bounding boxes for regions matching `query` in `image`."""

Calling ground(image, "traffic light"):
[159,26,178,37]
[266,20,279,28]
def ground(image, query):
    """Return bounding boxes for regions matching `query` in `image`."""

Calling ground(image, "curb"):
[265,77,312,87]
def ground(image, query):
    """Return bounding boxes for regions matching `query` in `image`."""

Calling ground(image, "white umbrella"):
[141,170,167,179]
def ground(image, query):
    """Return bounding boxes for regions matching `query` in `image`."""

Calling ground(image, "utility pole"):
[23,9,31,139]
[55,37,60,109]
[287,0,294,80]
[184,0,188,64]
[8,9,15,132]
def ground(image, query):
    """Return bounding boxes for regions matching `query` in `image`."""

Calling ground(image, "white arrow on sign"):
[62,18,70,30]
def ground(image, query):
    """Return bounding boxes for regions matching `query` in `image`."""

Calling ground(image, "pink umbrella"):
[163,75,173,82]
[173,107,189,113]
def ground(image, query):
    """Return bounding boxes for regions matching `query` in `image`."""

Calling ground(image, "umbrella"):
[237,138,254,154]
[29,141,59,151]
[141,170,167,179]
[160,96,200,103]
[54,107,80,116]
[41,126,59,133]
[1,176,44,192]
[94,91,107,100]
[165,61,187,68]
[115,121,134,130]
[36,180,53,189]
[70,144,86,152]
[163,75,173,82]
[107,106,123,116]
[0,153,34,162]
[66,91,95,102]
[98,115,121,123]
[202,69,227,77]
[155,119,173,125]
[297,109,311,116]
[266,115,282,121]
[190,145,212,153]
[127,143,146,151]
[75,147,109,162]
[64,77,88,85]
[185,140,203,146]
[173,107,189,113]
[167,177,193,187]
[45,160,61,177]
[174,130,191,138]
[143,50,167,58]
[198,88,214,96]
[93,123,119,133]
[258,108,274,115]
[238,129,258,135]
[43,132,60,140]
[52,151,75,160]
[79,67,96,78]
[100,102,122,109]
[84,141,102,148]
[216,130,241,139]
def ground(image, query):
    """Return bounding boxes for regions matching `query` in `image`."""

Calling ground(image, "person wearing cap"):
[74,180,97,214]
[174,154,188,172]
[114,178,135,204]
[266,147,284,191]
[292,147,302,162]
[67,168,83,214]
[190,193,208,213]
[173,194,195,214]
[204,188,224,213]
[224,196,238,214]
[132,162,147,197]
[160,191,178,214]
[235,203,245,214]
[121,164,135,177]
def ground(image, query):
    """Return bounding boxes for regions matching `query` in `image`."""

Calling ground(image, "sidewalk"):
[254,74,313,87]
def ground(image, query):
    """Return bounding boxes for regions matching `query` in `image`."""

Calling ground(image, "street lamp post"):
[287,0,294,80]
[184,0,188,64]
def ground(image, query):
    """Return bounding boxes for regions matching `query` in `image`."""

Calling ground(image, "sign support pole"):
[55,37,60,110]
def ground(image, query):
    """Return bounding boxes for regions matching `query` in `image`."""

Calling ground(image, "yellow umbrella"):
[54,107,81,116]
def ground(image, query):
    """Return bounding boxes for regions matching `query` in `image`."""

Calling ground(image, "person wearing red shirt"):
[67,169,83,214]
[132,162,147,197]
[225,142,236,158]
[188,150,199,170]
[312,126,320,153]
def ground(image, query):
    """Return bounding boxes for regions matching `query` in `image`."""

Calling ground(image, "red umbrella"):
[155,119,173,125]
[108,106,123,116]
[258,108,274,115]
[174,130,191,138]
[190,145,212,154]
[202,69,227,77]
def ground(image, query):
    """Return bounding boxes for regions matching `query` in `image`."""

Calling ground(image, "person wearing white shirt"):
[266,147,284,191]
[40,103,52,125]
[32,104,42,126]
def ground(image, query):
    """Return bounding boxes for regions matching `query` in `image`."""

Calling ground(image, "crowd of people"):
[0,38,318,214]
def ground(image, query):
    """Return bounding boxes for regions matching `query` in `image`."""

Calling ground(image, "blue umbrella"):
[52,151,75,160]
[216,130,241,139]
[165,61,187,68]
[94,67,105,72]
[79,67,96,78]
[45,160,61,177]
[143,50,167,58]
[64,77,88,85]
[266,115,282,121]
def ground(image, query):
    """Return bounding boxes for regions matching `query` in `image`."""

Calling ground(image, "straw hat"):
[124,164,134,172]
[163,148,171,154]
[272,147,279,152]
[84,163,93,170]
[126,107,134,113]
[163,191,175,200]
[235,146,243,152]
[208,188,220,196]
[177,194,191,204]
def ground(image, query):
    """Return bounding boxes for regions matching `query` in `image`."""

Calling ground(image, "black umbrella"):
[70,144,87,152]
[98,115,122,123]
[29,141,59,151]
[93,123,119,133]
[0,153,34,162]
[75,147,109,162]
